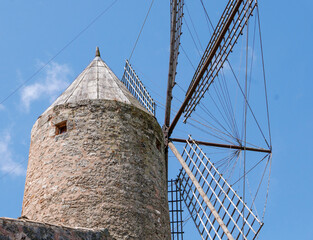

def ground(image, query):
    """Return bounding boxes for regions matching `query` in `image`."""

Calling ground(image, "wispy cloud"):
[0,104,5,111]
[0,132,26,176]
[21,61,71,111]
[223,45,258,74]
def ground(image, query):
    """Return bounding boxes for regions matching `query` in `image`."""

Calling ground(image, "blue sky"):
[0,0,312,239]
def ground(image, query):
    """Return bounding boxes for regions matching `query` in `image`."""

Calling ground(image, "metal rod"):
[168,0,244,137]
[169,142,235,240]
[170,138,271,153]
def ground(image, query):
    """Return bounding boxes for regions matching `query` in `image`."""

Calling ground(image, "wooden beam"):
[164,0,184,179]
[164,0,183,131]
[170,138,272,153]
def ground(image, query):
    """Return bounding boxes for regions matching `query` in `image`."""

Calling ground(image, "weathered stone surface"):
[22,99,171,239]
[0,217,113,240]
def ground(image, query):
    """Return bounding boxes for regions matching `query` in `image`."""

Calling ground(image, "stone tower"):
[22,48,171,239]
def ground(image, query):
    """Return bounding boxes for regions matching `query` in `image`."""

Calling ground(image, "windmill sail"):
[169,137,263,240]
[168,179,184,240]
[183,0,257,122]
[168,0,258,137]
[121,60,155,115]
[164,0,184,132]
[168,0,184,84]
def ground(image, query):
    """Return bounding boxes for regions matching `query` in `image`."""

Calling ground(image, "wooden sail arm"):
[170,138,272,153]
[163,0,184,178]
[164,0,184,136]
[168,0,257,137]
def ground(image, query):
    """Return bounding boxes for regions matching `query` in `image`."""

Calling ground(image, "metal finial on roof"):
[95,47,100,57]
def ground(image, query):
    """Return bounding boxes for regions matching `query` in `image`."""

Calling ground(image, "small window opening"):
[55,121,67,135]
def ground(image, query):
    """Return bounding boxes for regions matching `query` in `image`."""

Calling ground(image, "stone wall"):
[22,99,171,239]
[0,217,113,240]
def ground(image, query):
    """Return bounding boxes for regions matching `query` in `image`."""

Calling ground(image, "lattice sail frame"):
[168,179,184,240]
[174,137,263,240]
[164,0,184,134]
[121,60,155,115]
[184,0,257,122]
[169,0,184,82]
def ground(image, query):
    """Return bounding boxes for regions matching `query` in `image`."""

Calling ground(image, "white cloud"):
[0,132,26,176]
[0,104,5,110]
[21,62,71,111]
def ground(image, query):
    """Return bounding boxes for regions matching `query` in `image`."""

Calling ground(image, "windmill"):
[121,0,272,239]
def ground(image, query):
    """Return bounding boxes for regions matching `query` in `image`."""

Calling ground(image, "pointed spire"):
[43,51,149,115]
[95,46,101,57]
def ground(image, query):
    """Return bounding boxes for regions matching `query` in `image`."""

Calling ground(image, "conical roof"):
[45,47,148,113]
